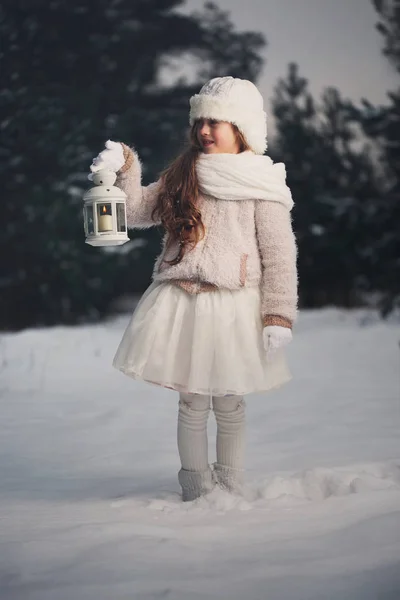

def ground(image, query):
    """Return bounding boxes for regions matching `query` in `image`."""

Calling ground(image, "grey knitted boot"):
[178,467,214,502]
[213,463,244,494]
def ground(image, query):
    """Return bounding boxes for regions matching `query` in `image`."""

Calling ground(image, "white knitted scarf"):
[196,151,293,210]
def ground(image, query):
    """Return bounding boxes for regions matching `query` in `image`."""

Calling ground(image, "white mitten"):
[88,140,125,181]
[263,325,292,360]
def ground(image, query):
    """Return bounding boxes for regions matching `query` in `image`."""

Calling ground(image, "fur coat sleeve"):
[255,199,298,327]
[115,144,161,229]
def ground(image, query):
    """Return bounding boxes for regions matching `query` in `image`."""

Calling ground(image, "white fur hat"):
[189,76,267,154]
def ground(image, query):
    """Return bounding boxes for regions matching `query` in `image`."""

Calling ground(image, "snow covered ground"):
[1,307,399,599]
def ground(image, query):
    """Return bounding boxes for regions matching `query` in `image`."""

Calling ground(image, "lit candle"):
[98,205,113,232]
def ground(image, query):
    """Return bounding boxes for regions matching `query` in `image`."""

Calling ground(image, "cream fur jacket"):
[116,145,298,328]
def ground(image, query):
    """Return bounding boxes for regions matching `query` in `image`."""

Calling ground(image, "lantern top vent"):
[83,169,126,201]
[92,170,116,186]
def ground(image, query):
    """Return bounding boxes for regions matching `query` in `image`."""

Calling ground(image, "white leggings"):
[177,393,246,472]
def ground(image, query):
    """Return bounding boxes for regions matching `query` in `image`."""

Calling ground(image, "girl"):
[89,76,298,502]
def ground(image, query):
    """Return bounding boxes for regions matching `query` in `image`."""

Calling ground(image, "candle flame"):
[102,205,107,213]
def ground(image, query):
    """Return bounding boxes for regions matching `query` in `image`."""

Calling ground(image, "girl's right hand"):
[88,140,125,181]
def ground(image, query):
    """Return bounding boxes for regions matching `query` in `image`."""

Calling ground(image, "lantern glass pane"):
[97,203,113,232]
[116,203,126,232]
[85,205,94,234]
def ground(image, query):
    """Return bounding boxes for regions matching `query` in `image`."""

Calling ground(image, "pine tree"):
[355,0,400,313]
[272,65,381,308]
[316,88,381,306]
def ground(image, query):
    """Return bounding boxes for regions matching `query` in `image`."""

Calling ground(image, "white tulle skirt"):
[112,281,291,396]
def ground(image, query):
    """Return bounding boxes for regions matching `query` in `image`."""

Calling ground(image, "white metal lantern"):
[83,169,129,246]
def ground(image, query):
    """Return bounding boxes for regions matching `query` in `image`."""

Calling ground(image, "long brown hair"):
[152,121,250,265]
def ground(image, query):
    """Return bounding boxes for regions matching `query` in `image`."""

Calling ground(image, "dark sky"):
[182,0,397,133]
